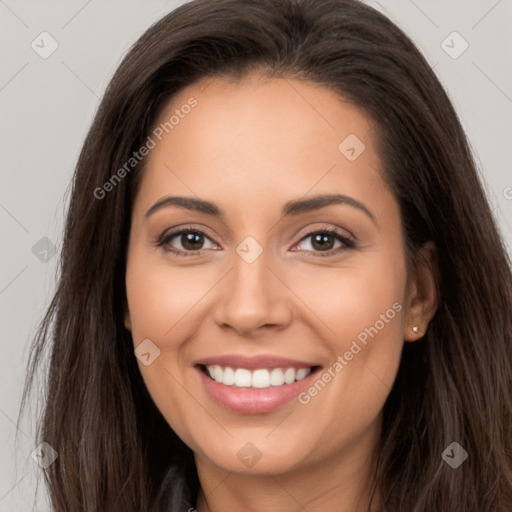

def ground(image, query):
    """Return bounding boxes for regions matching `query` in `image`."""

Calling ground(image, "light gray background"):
[1,1,511,510]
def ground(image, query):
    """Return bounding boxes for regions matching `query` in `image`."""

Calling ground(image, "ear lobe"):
[403,241,439,342]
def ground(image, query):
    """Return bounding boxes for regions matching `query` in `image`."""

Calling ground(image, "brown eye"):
[294,229,355,255]
[177,231,205,251]
[157,228,218,256]
[310,232,336,251]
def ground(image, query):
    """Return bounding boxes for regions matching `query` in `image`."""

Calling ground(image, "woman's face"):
[125,72,420,477]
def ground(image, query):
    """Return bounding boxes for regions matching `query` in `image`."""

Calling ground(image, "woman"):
[21,0,512,510]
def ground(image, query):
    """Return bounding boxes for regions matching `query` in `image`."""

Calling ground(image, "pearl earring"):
[412,325,420,334]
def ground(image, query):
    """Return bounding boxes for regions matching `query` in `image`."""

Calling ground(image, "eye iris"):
[312,233,335,251]
[181,231,203,250]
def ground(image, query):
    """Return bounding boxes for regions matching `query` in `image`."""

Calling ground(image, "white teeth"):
[251,369,270,388]
[234,368,252,387]
[205,365,313,388]
[296,368,311,381]
[223,366,235,385]
[213,365,223,382]
[284,368,296,384]
[270,368,285,386]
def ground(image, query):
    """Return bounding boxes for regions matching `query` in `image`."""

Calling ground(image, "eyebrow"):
[145,193,376,225]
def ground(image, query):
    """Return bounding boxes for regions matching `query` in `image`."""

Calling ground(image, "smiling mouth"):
[198,364,322,389]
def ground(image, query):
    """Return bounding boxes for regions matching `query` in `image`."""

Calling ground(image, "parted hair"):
[21,0,512,510]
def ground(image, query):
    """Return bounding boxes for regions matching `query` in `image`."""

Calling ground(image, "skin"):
[124,71,438,512]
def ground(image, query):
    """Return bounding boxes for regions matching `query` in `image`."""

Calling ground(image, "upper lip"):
[195,354,320,370]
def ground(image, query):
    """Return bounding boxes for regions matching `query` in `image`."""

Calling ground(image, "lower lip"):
[196,366,319,414]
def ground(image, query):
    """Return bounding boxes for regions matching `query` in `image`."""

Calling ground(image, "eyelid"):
[155,225,220,255]
[292,226,356,255]
[294,223,355,244]
[155,224,356,257]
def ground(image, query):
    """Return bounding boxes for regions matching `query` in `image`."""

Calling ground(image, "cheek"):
[125,256,205,448]
[283,254,406,432]
[287,250,406,349]
[124,249,222,435]
[126,254,211,342]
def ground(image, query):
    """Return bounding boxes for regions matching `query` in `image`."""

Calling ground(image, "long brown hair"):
[21,0,512,510]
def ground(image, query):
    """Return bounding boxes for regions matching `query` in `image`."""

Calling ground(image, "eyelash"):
[155,225,356,258]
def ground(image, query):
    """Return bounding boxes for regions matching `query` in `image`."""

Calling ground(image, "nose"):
[213,248,293,337]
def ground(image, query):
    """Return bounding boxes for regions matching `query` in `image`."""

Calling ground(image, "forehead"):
[135,73,393,219]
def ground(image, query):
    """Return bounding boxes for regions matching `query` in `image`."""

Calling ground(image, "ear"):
[403,241,439,342]
[124,309,132,331]
[123,295,132,331]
